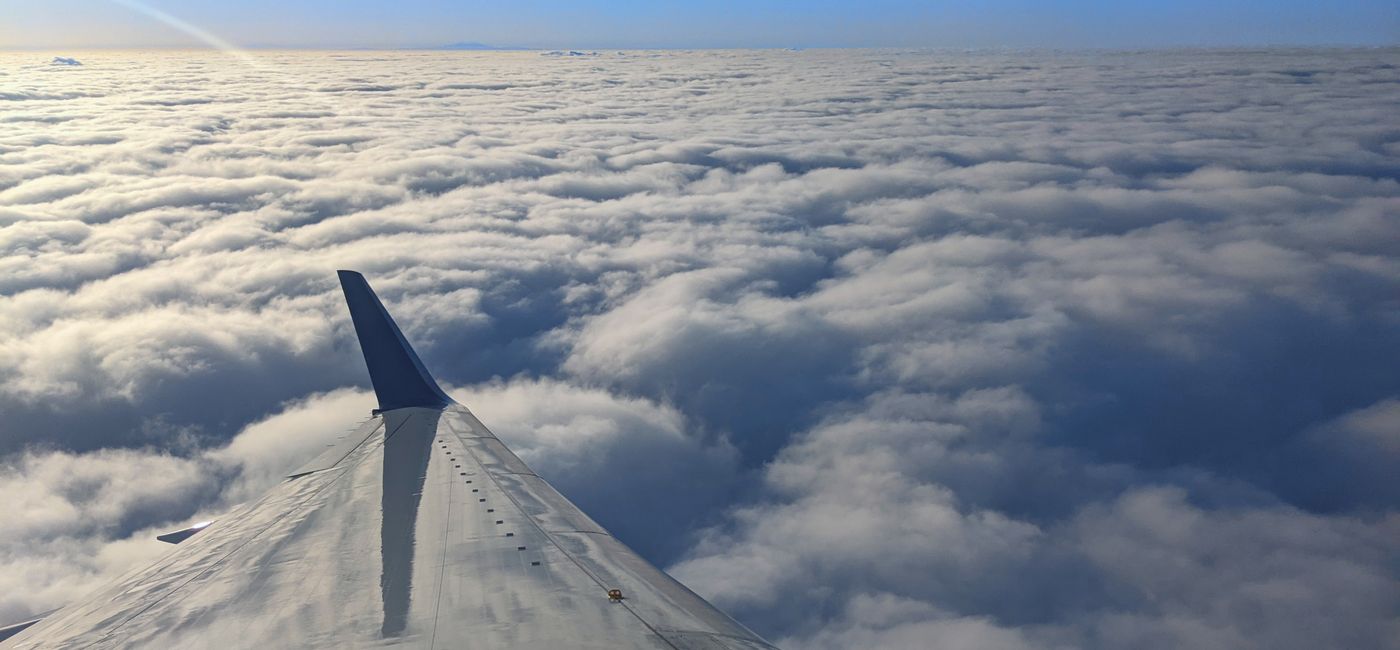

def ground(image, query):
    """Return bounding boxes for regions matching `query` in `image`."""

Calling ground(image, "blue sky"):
[2,0,1397,49]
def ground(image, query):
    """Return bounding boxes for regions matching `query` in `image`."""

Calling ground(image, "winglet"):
[338,270,452,411]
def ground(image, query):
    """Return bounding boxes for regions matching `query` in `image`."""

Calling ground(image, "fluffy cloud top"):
[0,48,1397,648]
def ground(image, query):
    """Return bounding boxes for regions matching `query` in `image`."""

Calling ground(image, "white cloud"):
[0,47,1397,646]
[0,449,214,622]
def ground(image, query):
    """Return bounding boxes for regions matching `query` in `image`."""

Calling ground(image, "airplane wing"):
[6,270,775,650]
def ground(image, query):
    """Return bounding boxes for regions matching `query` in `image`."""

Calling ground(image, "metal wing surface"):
[6,271,775,650]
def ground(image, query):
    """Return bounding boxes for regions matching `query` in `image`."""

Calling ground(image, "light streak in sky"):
[110,0,261,67]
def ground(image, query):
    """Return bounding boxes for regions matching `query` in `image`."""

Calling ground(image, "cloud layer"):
[1,48,1398,648]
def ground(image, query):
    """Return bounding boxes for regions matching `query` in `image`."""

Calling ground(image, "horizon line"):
[3,42,1397,53]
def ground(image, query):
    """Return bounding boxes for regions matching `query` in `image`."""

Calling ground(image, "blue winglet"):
[338,270,452,412]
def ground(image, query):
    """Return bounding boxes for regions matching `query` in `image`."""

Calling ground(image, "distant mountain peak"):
[438,42,507,50]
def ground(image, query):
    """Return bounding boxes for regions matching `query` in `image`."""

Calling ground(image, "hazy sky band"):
[2,0,1398,49]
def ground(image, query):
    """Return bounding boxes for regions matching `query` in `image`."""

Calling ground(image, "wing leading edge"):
[6,271,774,650]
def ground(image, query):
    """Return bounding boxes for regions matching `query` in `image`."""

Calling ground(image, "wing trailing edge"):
[337,270,453,412]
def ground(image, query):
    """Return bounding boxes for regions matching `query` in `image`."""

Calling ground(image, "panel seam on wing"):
[445,412,686,650]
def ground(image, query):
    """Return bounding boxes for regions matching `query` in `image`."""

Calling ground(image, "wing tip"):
[338,270,452,411]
